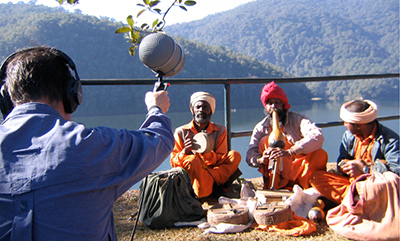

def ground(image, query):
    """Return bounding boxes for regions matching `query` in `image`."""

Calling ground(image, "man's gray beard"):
[193,113,211,125]
[265,108,287,127]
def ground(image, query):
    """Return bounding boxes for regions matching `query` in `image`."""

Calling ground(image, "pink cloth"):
[260,81,291,110]
[326,172,400,241]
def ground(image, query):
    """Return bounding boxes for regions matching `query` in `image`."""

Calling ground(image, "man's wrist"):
[257,157,263,165]
[251,156,261,167]
[288,149,296,156]
[147,105,160,111]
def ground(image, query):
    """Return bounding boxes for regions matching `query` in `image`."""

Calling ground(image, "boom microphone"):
[139,33,185,78]
[131,32,185,240]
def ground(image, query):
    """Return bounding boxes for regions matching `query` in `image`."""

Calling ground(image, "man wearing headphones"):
[0,47,174,240]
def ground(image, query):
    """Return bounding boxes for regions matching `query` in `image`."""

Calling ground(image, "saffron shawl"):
[326,172,400,241]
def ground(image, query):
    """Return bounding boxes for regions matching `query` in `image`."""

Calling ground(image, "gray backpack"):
[138,167,206,229]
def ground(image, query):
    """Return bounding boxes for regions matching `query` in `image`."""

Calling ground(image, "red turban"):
[260,81,291,110]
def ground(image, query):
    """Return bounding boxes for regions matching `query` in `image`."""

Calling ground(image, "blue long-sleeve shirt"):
[337,121,400,176]
[0,103,174,241]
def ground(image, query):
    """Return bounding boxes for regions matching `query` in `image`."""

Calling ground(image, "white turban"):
[190,91,216,114]
[340,100,378,124]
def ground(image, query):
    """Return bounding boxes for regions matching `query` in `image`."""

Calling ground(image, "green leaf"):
[141,23,149,30]
[137,9,145,18]
[136,3,145,7]
[179,5,187,11]
[130,30,140,41]
[152,19,160,28]
[143,0,149,5]
[153,8,161,14]
[129,46,136,56]
[155,23,162,30]
[126,15,134,27]
[58,0,79,4]
[115,26,131,34]
[149,0,160,7]
[237,177,245,185]
[184,0,196,6]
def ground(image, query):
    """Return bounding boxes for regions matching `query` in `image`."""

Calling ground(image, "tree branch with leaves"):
[115,0,196,56]
[59,0,196,56]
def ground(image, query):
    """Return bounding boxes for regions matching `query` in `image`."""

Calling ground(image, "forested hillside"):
[166,0,399,101]
[0,0,398,114]
[0,2,306,116]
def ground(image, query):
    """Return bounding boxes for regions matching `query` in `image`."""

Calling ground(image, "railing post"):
[224,83,232,151]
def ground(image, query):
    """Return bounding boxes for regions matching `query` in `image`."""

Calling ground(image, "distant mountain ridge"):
[0,1,398,113]
[165,0,399,100]
[0,2,303,117]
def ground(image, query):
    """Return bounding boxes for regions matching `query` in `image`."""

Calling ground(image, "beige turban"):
[190,91,216,114]
[340,100,378,124]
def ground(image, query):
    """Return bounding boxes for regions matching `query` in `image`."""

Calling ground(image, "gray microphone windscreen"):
[139,33,185,77]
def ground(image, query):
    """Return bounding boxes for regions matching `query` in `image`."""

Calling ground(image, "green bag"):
[138,167,206,229]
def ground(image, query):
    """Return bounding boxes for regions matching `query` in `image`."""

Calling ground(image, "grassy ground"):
[112,163,350,240]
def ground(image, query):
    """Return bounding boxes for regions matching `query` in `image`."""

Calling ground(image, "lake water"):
[73,100,399,189]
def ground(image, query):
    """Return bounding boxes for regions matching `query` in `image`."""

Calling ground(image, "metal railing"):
[81,73,400,149]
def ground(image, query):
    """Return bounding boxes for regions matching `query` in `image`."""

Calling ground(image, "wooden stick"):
[270,157,282,190]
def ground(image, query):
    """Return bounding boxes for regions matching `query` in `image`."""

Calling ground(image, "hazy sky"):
[0,0,257,25]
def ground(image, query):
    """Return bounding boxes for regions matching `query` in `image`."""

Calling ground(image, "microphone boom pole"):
[130,72,169,241]
[131,33,183,240]
[153,72,169,92]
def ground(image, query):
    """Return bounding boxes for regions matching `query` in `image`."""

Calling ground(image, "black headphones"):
[0,47,83,118]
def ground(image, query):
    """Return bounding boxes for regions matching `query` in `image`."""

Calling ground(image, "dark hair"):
[4,47,71,105]
[346,100,370,113]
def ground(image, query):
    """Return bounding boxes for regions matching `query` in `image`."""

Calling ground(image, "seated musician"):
[246,81,327,190]
[170,91,241,199]
[310,99,399,204]
[310,99,399,240]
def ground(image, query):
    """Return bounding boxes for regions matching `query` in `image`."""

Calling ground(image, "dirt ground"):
[112,163,348,240]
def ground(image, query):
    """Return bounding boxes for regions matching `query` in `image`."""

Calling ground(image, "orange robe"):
[258,135,327,190]
[310,133,377,204]
[170,120,241,198]
[309,171,352,204]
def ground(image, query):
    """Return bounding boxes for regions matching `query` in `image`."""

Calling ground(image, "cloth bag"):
[138,167,206,229]
[326,172,400,241]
